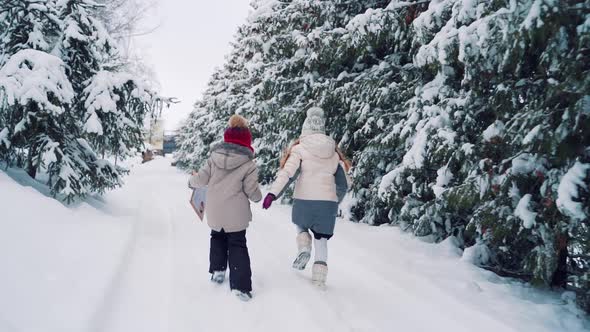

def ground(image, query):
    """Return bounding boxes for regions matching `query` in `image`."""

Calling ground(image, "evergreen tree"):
[57,0,116,97]
[0,0,159,202]
[29,0,120,199]
[82,70,153,164]
[0,0,67,178]
[55,0,154,198]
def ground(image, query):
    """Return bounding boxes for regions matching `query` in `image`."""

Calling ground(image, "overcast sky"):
[136,1,252,131]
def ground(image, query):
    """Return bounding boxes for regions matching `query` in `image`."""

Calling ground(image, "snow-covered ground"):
[0,157,588,332]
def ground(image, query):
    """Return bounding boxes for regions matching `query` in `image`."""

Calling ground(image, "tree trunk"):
[551,234,569,288]
[26,144,37,179]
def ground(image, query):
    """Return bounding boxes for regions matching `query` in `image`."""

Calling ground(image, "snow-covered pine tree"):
[58,0,116,97]
[333,2,427,224]
[456,0,590,306]
[175,6,273,172]
[0,0,69,178]
[82,70,153,165]
[376,0,590,309]
[22,0,120,199]
[0,0,159,202]
[53,0,152,198]
[174,75,226,171]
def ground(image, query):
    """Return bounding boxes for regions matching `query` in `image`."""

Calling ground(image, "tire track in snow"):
[87,211,140,332]
[88,176,174,332]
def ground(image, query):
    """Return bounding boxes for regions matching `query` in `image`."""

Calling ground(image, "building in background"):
[163,131,178,155]
[148,119,165,154]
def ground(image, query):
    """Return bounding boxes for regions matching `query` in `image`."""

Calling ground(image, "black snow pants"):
[209,229,252,292]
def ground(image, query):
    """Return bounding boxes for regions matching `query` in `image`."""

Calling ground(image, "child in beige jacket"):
[190,115,261,301]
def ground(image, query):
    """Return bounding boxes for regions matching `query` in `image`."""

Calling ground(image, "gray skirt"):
[292,199,338,237]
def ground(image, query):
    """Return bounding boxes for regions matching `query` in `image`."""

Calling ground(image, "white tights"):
[297,226,328,263]
[314,238,328,263]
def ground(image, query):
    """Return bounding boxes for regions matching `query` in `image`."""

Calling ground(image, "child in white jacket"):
[262,107,351,287]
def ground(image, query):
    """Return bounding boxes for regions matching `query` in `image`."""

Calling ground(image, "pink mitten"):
[262,193,276,209]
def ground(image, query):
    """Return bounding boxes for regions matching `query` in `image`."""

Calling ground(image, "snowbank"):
[0,168,134,332]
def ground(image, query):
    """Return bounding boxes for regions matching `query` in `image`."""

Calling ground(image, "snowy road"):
[1,157,588,332]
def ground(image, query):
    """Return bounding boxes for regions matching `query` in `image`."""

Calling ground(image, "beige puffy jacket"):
[270,134,346,202]
[190,143,262,232]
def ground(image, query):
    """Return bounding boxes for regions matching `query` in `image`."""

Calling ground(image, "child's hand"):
[262,193,275,209]
[188,171,198,189]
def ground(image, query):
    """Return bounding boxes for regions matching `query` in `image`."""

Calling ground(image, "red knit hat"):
[224,115,254,152]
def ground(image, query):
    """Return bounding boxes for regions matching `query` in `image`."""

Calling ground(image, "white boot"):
[311,262,328,287]
[293,232,312,270]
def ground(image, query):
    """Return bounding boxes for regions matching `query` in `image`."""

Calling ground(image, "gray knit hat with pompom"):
[301,107,326,136]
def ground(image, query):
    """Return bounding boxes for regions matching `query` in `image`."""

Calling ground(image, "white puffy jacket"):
[270,134,349,202]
